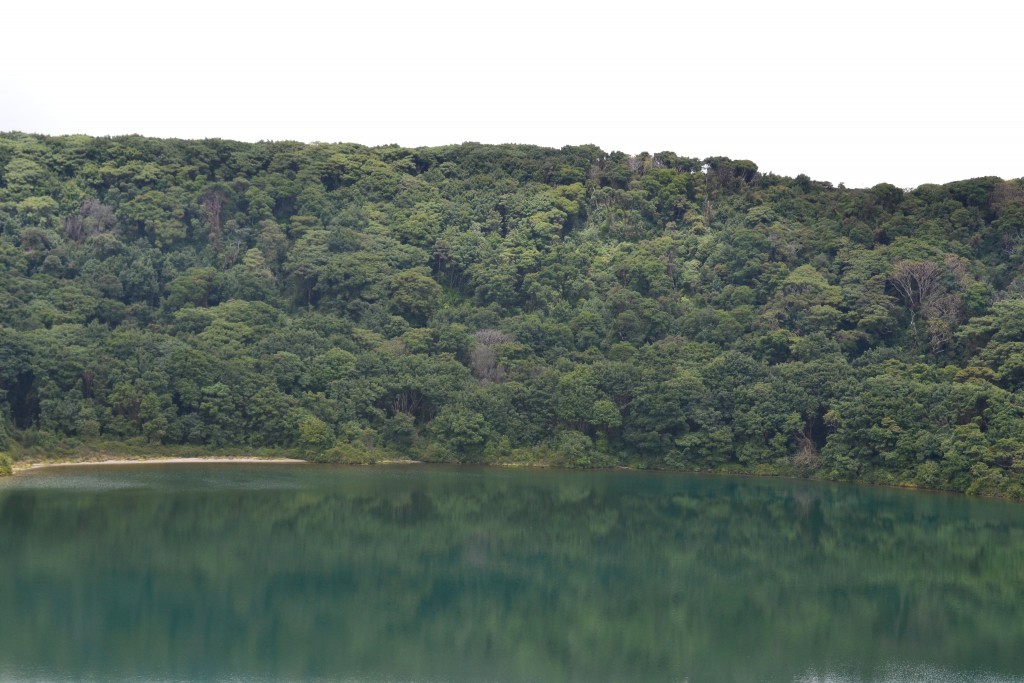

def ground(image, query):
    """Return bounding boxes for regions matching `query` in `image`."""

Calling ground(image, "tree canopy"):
[1,132,1022,497]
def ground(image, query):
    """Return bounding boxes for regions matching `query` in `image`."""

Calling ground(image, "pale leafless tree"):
[64,199,116,243]
[890,260,966,351]
[793,435,823,475]
[627,155,648,176]
[924,293,964,353]
[889,260,943,328]
[470,347,504,384]
[474,329,513,346]
[470,329,514,384]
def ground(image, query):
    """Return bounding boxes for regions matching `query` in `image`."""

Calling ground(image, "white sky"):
[2,0,1021,188]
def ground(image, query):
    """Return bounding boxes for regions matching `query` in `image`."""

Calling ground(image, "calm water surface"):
[1,464,1023,683]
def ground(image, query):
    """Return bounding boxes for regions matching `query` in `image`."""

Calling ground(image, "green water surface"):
[1,464,1022,682]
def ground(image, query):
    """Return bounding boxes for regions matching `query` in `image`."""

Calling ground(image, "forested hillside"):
[0,133,1022,497]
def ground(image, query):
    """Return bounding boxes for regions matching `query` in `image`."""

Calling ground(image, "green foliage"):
[0,132,1022,496]
[298,416,333,453]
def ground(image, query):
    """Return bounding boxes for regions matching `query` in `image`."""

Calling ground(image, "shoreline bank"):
[3,451,1019,504]
[12,456,308,473]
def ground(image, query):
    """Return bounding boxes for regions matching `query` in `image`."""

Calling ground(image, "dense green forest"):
[0,133,1022,497]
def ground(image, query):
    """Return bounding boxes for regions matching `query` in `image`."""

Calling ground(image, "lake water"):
[1,464,1023,683]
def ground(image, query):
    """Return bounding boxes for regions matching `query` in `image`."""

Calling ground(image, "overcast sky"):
[2,0,1021,188]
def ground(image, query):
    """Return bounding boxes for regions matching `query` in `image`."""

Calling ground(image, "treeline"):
[0,133,1022,496]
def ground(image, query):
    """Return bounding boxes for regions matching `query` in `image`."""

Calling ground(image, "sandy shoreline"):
[13,457,308,473]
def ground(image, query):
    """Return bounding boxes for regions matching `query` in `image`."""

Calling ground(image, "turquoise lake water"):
[1,463,1022,682]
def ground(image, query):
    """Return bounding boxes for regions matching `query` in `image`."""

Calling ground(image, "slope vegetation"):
[0,134,1022,496]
